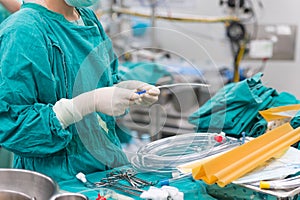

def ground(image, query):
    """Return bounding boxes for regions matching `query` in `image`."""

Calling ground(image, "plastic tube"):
[131,133,241,173]
[159,173,192,186]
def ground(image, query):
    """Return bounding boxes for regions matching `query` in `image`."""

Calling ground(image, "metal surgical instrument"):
[76,171,146,197]
[136,82,210,95]
[157,83,210,89]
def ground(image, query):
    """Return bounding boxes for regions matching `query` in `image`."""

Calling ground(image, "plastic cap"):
[96,194,106,200]
[159,179,170,186]
[76,172,87,183]
[214,135,225,143]
[260,181,270,189]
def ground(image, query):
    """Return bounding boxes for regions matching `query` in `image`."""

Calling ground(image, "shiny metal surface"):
[50,193,88,200]
[0,190,32,200]
[0,169,58,200]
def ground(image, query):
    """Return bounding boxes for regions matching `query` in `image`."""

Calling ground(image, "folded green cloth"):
[290,110,300,129]
[189,73,275,136]
[189,73,300,138]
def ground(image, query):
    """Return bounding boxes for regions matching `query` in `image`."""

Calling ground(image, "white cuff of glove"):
[53,98,83,129]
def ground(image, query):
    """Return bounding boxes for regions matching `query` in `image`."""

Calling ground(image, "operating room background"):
[149,0,300,98]
[88,0,300,143]
[101,0,300,98]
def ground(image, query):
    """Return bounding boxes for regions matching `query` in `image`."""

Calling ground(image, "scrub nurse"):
[0,0,160,182]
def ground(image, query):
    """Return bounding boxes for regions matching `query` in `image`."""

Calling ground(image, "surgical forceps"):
[102,168,156,188]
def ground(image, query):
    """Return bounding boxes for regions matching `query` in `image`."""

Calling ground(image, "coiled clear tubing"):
[131,133,241,173]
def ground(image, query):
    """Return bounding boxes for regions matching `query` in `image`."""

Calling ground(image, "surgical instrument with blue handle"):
[159,172,192,186]
[135,90,147,95]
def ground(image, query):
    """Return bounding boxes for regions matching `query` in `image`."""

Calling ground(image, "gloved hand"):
[115,80,160,106]
[53,87,140,128]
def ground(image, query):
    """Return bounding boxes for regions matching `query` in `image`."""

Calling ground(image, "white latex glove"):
[53,87,140,128]
[140,186,169,200]
[161,186,184,200]
[140,186,184,200]
[115,80,160,106]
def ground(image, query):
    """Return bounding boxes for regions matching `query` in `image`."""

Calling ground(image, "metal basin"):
[0,190,32,200]
[0,169,58,200]
[50,193,88,200]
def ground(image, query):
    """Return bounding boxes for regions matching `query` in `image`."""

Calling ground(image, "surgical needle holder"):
[76,169,153,197]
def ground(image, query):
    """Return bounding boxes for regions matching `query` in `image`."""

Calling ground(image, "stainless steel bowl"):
[0,190,32,200]
[0,169,58,200]
[50,193,88,200]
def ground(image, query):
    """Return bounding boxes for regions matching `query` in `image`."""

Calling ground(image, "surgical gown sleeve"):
[0,22,72,157]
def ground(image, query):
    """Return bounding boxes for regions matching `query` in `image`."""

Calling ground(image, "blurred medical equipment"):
[131,132,241,173]
[97,0,265,83]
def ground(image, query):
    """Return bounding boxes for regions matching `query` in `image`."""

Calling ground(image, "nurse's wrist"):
[53,98,84,129]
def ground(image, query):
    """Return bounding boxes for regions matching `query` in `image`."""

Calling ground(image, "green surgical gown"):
[0,4,10,23]
[0,3,129,182]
